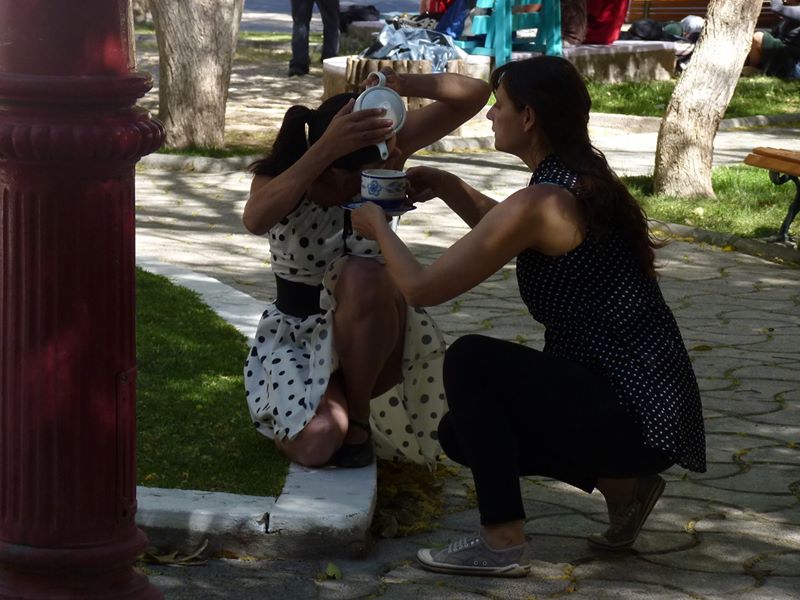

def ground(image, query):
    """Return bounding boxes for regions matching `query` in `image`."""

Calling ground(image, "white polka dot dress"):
[244,198,447,465]
[516,156,706,472]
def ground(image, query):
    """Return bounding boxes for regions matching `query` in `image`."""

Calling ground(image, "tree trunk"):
[150,0,244,149]
[653,0,761,198]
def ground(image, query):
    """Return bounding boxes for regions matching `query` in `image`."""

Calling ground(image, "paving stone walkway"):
[134,8,800,596]
[136,160,800,598]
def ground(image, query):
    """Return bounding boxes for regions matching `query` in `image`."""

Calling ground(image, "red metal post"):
[0,0,164,597]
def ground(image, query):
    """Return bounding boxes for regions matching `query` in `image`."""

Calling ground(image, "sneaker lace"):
[447,536,481,554]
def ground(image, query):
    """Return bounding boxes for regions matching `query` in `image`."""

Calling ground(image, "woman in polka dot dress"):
[352,56,706,577]
[242,69,491,469]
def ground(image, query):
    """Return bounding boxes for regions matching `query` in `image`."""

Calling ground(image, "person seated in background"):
[561,0,587,47]
[619,14,705,72]
[584,0,628,44]
[747,0,800,79]
[419,0,456,16]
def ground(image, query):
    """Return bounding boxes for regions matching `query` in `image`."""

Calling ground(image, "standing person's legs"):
[316,0,341,61]
[289,0,313,75]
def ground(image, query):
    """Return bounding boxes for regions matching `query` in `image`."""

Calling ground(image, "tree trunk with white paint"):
[150,0,244,149]
[653,0,761,198]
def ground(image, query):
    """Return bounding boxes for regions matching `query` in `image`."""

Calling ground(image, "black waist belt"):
[275,275,323,318]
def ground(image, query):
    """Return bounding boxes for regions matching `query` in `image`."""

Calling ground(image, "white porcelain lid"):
[354,85,407,135]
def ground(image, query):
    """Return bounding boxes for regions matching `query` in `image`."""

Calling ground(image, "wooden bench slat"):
[626,1,778,28]
[745,154,800,177]
[750,147,800,165]
[743,145,800,242]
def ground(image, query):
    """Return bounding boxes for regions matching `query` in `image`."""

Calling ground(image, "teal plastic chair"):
[455,0,562,66]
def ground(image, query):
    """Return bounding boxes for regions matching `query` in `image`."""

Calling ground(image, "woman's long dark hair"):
[491,56,659,277]
[249,93,381,177]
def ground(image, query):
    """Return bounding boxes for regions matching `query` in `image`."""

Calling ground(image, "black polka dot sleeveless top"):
[517,155,706,472]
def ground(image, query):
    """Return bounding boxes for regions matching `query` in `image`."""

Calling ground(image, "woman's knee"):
[336,258,398,314]
[444,334,490,382]
[278,411,344,467]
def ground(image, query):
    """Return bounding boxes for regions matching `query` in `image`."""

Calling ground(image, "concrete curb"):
[588,112,800,133]
[267,462,377,558]
[718,112,800,131]
[651,221,800,266]
[136,487,276,558]
[136,258,264,341]
[136,463,377,559]
[589,112,661,133]
[134,257,378,558]
[135,130,496,172]
[138,153,257,174]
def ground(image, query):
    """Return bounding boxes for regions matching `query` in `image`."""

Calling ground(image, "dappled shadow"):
[136,34,327,149]
[132,26,800,596]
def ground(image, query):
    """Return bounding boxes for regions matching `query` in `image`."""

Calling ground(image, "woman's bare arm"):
[379,71,491,158]
[406,166,498,227]
[351,185,583,306]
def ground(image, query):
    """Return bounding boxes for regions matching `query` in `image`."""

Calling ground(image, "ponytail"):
[249,105,312,177]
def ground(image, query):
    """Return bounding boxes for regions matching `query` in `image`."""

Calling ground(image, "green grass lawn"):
[624,165,800,240]
[588,76,800,119]
[135,267,451,531]
[136,268,288,497]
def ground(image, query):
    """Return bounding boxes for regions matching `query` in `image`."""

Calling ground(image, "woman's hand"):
[351,202,391,240]
[406,166,446,204]
[362,67,406,96]
[316,99,395,160]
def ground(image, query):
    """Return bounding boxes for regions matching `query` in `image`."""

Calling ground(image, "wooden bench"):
[626,1,779,29]
[744,147,800,243]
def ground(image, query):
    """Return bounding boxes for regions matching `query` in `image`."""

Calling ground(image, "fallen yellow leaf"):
[325,562,342,580]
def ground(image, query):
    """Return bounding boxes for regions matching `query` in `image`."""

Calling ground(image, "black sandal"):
[332,419,374,468]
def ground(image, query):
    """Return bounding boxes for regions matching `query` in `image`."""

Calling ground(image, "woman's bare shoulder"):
[504,183,577,216]
[502,183,584,255]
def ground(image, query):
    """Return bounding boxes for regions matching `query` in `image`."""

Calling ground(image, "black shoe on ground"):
[331,419,374,468]
[288,65,309,77]
[587,475,666,551]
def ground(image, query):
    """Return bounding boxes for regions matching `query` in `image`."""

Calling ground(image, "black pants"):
[290,0,340,70]
[439,335,673,525]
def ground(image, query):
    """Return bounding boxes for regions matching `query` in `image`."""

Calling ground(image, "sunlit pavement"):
[135,4,800,597]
